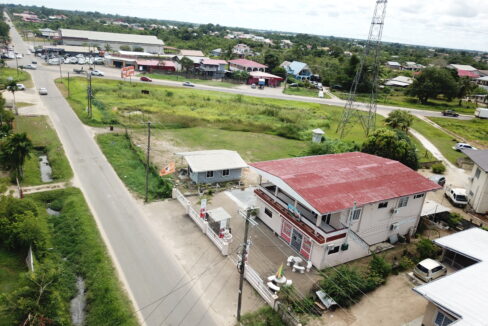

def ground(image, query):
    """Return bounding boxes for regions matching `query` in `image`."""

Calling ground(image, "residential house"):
[177,150,248,184]
[280,40,293,49]
[284,61,312,80]
[38,28,57,38]
[462,149,488,214]
[414,228,488,326]
[384,76,413,87]
[475,76,488,90]
[250,153,440,269]
[448,64,480,79]
[233,43,252,56]
[179,49,205,57]
[386,61,402,70]
[136,60,176,72]
[229,59,267,72]
[403,61,425,71]
[199,59,228,78]
[248,71,283,87]
[211,48,222,57]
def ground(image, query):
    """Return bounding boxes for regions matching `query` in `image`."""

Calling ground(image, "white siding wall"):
[314,235,370,269]
[467,166,488,214]
[256,197,283,234]
[62,39,163,53]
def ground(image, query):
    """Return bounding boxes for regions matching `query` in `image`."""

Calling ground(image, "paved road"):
[6,16,220,326]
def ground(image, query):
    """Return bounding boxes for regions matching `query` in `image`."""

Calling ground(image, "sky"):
[4,0,488,52]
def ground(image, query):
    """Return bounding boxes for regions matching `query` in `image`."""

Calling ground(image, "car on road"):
[182,81,195,87]
[15,53,23,59]
[90,70,104,76]
[140,76,152,82]
[38,88,48,95]
[445,185,468,207]
[16,83,25,90]
[429,175,446,187]
[453,142,477,151]
[24,64,37,70]
[442,110,459,117]
[413,259,447,282]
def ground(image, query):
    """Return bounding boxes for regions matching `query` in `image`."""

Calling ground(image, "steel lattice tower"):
[337,0,388,138]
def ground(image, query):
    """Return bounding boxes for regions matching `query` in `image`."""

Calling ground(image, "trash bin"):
[109,126,113,131]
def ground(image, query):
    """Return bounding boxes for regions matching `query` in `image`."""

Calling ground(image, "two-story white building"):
[463,149,488,214]
[250,152,440,269]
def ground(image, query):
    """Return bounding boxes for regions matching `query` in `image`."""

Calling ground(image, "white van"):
[413,258,447,282]
[445,185,468,207]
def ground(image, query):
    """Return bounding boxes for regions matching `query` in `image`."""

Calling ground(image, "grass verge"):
[0,67,33,88]
[14,116,73,186]
[283,86,329,99]
[29,188,138,325]
[144,73,238,88]
[412,117,465,164]
[239,306,284,326]
[96,133,172,200]
[429,117,488,148]
[0,248,25,326]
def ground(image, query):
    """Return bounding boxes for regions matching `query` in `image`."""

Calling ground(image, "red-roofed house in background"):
[448,64,480,79]
[198,59,228,78]
[229,59,267,72]
[250,152,441,269]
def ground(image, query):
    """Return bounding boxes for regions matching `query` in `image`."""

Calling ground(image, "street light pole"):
[236,207,253,321]
[144,121,151,203]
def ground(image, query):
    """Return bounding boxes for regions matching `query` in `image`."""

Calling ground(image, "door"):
[290,229,303,253]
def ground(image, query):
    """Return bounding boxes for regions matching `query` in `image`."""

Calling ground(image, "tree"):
[407,67,458,104]
[271,66,287,79]
[385,110,413,132]
[7,80,19,115]
[306,139,358,156]
[264,52,280,71]
[119,45,131,51]
[0,95,14,138]
[457,77,477,106]
[179,56,194,72]
[361,128,419,170]
[104,43,112,52]
[0,132,34,179]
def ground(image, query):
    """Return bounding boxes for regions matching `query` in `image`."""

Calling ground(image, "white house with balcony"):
[250,152,440,269]
[463,149,488,214]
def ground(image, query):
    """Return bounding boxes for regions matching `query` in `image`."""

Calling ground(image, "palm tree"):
[6,80,18,115]
[0,132,33,179]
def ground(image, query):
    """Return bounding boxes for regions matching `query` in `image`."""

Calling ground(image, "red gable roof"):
[136,60,160,66]
[458,70,479,78]
[251,152,440,214]
[229,59,267,69]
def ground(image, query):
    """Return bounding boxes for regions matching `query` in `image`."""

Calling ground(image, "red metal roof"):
[160,60,176,68]
[251,152,441,214]
[201,59,228,65]
[458,70,480,78]
[136,60,160,66]
[229,59,267,69]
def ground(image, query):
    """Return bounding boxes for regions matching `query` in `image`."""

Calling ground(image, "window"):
[222,169,230,176]
[398,196,409,208]
[328,245,340,255]
[323,213,331,224]
[414,193,425,199]
[264,208,273,218]
[206,171,214,178]
[475,167,481,179]
[431,266,444,273]
[351,208,362,221]
[434,311,454,326]
[378,202,388,209]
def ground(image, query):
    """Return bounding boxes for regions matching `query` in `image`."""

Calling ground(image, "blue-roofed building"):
[282,61,312,80]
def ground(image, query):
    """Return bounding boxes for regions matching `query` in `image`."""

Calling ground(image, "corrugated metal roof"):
[414,229,488,326]
[250,152,441,214]
[59,29,164,46]
[249,71,283,79]
[177,150,248,173]
[287,61,308,75]
[136,60,159,66]
[450,64,478,71]
[180,49,205,57]
[462,149,488,172]
[458,70,479,78]
[229,59,267,69]
[201,59,227,65]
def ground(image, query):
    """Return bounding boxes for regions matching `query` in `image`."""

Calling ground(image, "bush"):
[398,256,415,271]
[320,266,371,307]
[275,124,303,140]
[431,162,446,174]
[369,255,392,279]
[446,213,462,229]
[240,306,283,326]
[416,238,438,260]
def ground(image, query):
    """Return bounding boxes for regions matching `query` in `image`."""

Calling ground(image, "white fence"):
[244,262,278,306]
[173,188,230,256]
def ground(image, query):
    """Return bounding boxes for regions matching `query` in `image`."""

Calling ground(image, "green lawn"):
[14,116,73,186]
[0,248,25,326]
[429,117,488,148]
[97,133,172,200]
[283,86,330,99]
[412,117,465,164]
[332,90,477,114]
[0,67,33,88]
[144,73,238,88]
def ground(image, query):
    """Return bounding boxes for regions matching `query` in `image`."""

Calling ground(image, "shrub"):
[320,266,370,307]
[275,124,302,140]
[398,256,415,271]
[446,213,462,229]
[240,306,283,326]
[369,255,392,279]
[431,162,446,174]
[416,238,438,260]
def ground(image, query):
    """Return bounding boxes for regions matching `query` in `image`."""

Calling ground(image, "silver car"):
[39,88,48,95]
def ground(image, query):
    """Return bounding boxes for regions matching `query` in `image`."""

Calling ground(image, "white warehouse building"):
[58,29,164,54]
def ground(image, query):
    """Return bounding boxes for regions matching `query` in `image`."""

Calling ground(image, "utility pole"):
[87,73,92,118]
[144,121,151,203]
[67,72,70,98]
[58,55,62,78]
[236,207,254,321]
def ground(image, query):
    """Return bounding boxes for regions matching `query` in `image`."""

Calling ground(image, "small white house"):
[386,61,402,70]
[177,150,248,184]
[463,149,488,214]
[250,152,440,269]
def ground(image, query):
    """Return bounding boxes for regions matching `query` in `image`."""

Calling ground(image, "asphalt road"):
[6,17,219,326]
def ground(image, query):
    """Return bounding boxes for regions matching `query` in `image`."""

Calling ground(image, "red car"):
[140,76,152,82]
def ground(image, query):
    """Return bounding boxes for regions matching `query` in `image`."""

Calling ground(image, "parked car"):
[15,83,25,90]
[251,83,256,89]
[429,175,446,187]
[413,259,447,282]
[182,81,195,87]
[453,142,477,151]
[140,76,152,82]
[442,110,459,117]
[38,88,48,95]
[445,185,468,207]
[90,70,104,76]
[289,83,299,87]
[15,53,23,59]
[24,64,37,70]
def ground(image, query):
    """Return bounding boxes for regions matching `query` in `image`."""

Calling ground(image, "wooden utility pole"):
[67,72,70,98]
[236,207,252,321]
[144,121,151,203]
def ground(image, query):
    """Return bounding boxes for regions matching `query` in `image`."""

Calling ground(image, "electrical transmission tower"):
[336,0,388,138]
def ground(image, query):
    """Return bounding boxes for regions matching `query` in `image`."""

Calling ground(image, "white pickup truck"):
[445,185,468,207]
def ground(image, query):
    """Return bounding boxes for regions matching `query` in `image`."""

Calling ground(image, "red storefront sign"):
[281,219,292,242]
[300,237,312,260]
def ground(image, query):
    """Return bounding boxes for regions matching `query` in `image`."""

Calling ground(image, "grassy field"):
[429,117,488,148]
[14,116,73,186]
[283,86,330,99]
[0,67,33,88]
[0,248,25,326]
[333,90,477,114]
[412,117,465,164]
[97,133,172,200]
[29,188,138,325]
[144,73,238,88]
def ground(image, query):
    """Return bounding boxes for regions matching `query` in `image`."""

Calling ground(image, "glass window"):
[222,169,230,176]
[398,196,409,208]
[206,171,214,178]
[264,208,272,218]
[328,246,340,255]
[434,311,453,326]
[378,202,388,209]
[414,193,425,199]
[351,208,362,220]
[475,167,481,179]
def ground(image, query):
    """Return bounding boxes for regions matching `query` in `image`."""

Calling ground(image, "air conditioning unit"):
[390,223,399,231]
[391,208,399,214]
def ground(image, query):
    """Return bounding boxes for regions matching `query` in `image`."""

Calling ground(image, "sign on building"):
[121,66,135,78]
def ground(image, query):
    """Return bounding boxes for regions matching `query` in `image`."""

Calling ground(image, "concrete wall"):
[421,302,458,326]
[189,168,242,184]
[61,39,163,54]
[467,165,488,214]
